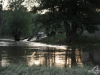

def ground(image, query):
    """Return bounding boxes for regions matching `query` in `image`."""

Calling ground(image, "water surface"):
[0,39,100,67]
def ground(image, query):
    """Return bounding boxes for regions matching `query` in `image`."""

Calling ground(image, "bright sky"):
[1,0,47,14]
[1,0,39,10]
[2,0,8,9]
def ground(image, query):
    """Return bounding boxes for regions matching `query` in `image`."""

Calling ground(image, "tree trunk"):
[27,35,34,41]
[71,48,76,66]
[71,24,78,42]
[65,23,78,43]
[89,52,94,64]
[13,34,20,41]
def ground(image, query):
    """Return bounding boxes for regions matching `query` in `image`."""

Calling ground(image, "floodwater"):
[0,39,100,67]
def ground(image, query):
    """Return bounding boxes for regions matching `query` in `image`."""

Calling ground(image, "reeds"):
[0,63,97,75]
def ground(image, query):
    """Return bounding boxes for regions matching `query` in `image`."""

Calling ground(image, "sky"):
[0,0,47,14]
[0,0,39,10]
[2,0,8,10]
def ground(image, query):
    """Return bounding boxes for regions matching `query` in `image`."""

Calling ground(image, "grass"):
[0,35,13,39]
[38,33,66,45]
[75,35,100,44]
[38,33,100,46]
[0,63,97,75]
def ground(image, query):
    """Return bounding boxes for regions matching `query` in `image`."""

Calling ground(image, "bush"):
[2,7,32,41]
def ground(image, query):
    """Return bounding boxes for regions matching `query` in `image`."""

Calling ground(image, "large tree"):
[0,4,2,24]
[2,0,32,41]
[34,0,100,42]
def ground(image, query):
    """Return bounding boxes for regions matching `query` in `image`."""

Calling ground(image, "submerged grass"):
[0,63,97,75]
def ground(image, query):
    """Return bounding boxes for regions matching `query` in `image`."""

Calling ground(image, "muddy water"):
[0,39,100,67]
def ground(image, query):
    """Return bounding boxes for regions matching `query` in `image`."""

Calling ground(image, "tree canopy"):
[2,0,32,41]
[34,0,100,42]
[0,4,2,27]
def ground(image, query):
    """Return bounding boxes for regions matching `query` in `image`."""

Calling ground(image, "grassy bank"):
[0,63,96,75]
[39,33,66,44]
[39,33,100,46]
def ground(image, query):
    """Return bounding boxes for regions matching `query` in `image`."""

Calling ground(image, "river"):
[0,38,100,67]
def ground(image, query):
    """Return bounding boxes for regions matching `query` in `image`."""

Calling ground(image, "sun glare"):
[1,0,39,10]
[2,0,8,10]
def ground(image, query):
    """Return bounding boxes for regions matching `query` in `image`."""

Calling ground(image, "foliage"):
[0,4,3,34]
[38,33,66,44]
[2,10,32,41]
[2,0,32,41]
[39,33,100,46]
[0,63,95,75]
[32,13,44,34]
[32,13,65,35]
[8,0,26,11]
[34,0,100,42]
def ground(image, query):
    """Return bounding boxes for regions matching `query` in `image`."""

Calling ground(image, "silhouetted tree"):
[33,0,100,42]
[2,0,32,41]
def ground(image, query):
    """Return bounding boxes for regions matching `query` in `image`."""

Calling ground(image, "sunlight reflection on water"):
[0,39,100,67]
[0,39,68,50]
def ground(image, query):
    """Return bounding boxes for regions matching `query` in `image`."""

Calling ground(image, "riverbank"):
[38,33,100,46]
[0,63,96,75]
[1,34,100,46]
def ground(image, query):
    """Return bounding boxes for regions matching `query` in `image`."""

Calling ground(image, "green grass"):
[75,35,100,44]
[0,35,13,39]
[0,63,97,75]
[38,33,66,45]
[38,33,100,46]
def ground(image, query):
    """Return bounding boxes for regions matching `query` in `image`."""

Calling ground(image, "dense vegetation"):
[0,0,33,41]
[38,33,100,46]
[0,63,96,75]
[0,1,100,75]
[34,0,100,42]
[0,0,100,42]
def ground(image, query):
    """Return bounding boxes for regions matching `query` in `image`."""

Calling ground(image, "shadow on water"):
[0,39,100,67]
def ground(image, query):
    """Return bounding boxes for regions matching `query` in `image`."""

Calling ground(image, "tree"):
[2,0,32,41]
[32,12,65,36]
[35,0,100,42]
[0,3,2,35]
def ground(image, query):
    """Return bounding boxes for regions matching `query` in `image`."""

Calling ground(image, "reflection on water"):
[0,39,100,67]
